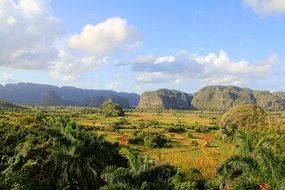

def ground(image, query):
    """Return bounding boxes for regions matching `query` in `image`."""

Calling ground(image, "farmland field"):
[1,106,284,182]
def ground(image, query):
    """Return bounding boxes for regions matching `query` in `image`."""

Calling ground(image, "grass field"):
[1,107,284,180]
[84,111,235,179]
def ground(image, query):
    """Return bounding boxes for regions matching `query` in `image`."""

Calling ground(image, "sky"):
[0,0,285,94]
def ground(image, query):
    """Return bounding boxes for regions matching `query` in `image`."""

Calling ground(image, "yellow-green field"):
[73,110,235,179]
[2,107,285,180]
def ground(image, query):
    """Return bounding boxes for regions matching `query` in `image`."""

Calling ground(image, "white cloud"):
[191,50,276,78]
[105,82,122,90]
[0,0,63,69]
[243,0,285,15]
[0,72,13,84]
[135,72,169,83]
[129,50,278,86]
[6,16,16,26]
[49,50,108,81]
[68,17,143,55]
[0,1,143,81]
[154,56,175,64]
[50,16,142,81]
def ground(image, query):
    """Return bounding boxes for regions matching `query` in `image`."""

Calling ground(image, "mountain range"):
[0,83,139,108]
[1,83,285,111]
[138,86,285,111]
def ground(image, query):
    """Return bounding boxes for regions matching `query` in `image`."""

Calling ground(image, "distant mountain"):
[192,86,285,111]
[253,90,285,111]
[137,89,192,110]
[1,83,285,111]
[42,90,77,106]
[0,83,140,107]
[84,94,130,108]
[83,96,106,107]
[105,95,130,108]
[117,92,140,108]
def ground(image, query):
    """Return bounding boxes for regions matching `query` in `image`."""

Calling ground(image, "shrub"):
[187,132,194,138]
[220,104,267,137]
[100,101,125,117]
[128,132,171,148]
[166,126,186,133]
[135,120,161,129]
[190,140,199,147]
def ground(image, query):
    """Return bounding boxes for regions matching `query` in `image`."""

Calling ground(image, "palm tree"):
[101,148,178,190]
[217,131,285,190]
[101,148,153,188]
[119,148,153,177]
[52,121,126,190]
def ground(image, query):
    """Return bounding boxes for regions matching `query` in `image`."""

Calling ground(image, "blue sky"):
[0,0,285,93]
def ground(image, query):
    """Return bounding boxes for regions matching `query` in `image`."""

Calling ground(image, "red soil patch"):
[117,137,128,142]
[202,134,215,141]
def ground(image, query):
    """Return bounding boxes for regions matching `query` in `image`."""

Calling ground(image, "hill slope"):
[192,86,285,111]
[84,95,130,108]
[0,100,21,109]
[137,89,192,110]
[0,83,140,107]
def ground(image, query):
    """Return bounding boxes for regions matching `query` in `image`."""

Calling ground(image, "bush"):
[135,120,161,129]
[165,126,186,133]
[128,132,171,148]
[187,132,194,138]
[100,101,125,117]
[190,140,199,147]
[220,104,267,137]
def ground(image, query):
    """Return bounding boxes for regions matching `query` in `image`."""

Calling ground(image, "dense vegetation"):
[128,131,171,148]
[220,104,267,137]
[0,104,284,189]
[0,100,21,110]
[0,113,126,189]
[100,101,125,117]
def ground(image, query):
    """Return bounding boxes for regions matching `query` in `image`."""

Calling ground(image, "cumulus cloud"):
[68,17,143,55]
[105,82,122,90]
[49,50,108,81]
[135,72,170,83]
[128,50,278,86]
[0,0,63,69]
[0,72,14,84]
[0,1,143,81]
[243,0,285,15]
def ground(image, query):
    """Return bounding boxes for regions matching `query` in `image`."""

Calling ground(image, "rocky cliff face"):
[137,89,192,110]
[192,86,285,111]
[253,91,285,111]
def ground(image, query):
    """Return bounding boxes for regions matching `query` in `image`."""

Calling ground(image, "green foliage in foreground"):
[0,107,284,190]
[217,131,285,189]
[0,114,126,189]
[101,148,206,190]
[0,113,205,190]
